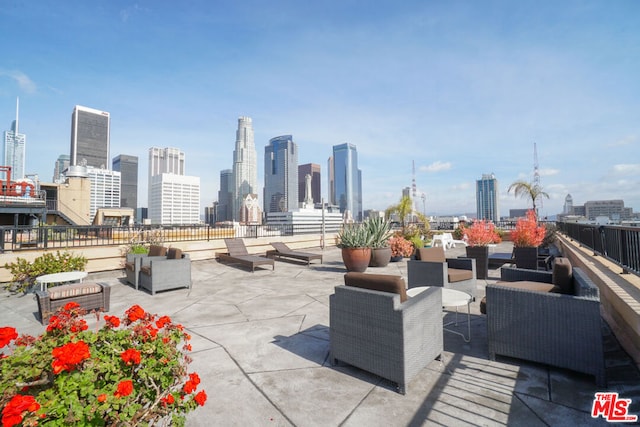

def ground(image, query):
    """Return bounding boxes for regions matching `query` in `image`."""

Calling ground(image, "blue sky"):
[1,0,639,218]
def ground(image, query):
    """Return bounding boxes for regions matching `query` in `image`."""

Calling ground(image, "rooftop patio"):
[1,242,639,426]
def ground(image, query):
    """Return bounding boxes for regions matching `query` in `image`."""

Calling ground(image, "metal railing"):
[557,221,640,276]
[0,222,343,252]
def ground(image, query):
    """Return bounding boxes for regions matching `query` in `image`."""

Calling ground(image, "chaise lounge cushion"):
[344,272,408,303]
[552,257,573,294]
[480,280,559,314]
[48,283,104,300]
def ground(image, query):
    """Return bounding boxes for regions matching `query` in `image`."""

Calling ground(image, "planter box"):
[466,246,489,280]
[514,246,538,270]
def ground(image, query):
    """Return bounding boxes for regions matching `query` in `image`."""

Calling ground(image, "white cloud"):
[607,135,637,147]
[420,161,451,173]
[611,164,640,176]
[0,70,37,93]
[540,168,559,177]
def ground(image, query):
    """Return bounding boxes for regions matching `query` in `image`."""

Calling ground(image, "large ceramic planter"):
[341,247,372,272]
[465,245,489,280]
[369,247,392,267]
[514,246,538,270]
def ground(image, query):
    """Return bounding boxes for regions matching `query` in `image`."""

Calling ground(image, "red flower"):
[510,210,546,248]
[51,341,90,374]
[194,390,207,406]
[97,394,107,403]
[63,301,80,312]
[114,380,134,398]
[156,315,171,328]
[70,319,88,333]
[1,394,40,427]
[183,380,197,394]
[120,348,141,365]
[161,394,175,405]
[188,372,200,386]
[0,327,18,348]
[125,305,146,322]
[104,315,120,328]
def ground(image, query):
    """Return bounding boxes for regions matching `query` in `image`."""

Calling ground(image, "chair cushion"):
[140,265,151,276]
[344,272,408,303]
[447,268,473,283]
[494,280,561,293]
[48,283,103,300]
[417,247,446,263]
[167,248,183,259]
[552,257,573,295]
[124,261,135,272]
[149,245,167,257]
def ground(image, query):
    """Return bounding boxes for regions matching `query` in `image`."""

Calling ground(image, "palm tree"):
[385,195,413,234]
[508,180,549,216]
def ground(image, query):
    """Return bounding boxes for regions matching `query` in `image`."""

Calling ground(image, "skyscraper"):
[3,98,26,180]
[87,168,121,223]
[264,135,298,213]
[70,105,110,169]
[298,163,321,205]
[53,154,70,182]
[329,143,362,221]
[232,116,257,221]
[112,154,138,211]
[148,147,185,209]
[476,173,499,221]
[217,169,233,222]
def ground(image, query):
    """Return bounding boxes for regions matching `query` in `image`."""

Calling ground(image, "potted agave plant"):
[510,210,546,270]
[461,220,501,279]
[364,217,394,267]
[336,223,374,272]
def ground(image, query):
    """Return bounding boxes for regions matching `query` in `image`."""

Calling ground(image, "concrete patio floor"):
[1,243,639,426]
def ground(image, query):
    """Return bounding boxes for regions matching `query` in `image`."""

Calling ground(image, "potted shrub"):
[388,235,413,261]
[4,251,88,294]
[510,210,546,270]
[461,220,501,279]
[364,217,393,267]
[337,223,374,272]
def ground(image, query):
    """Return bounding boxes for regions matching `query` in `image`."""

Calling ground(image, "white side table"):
[35,271,88,292]
[407,286,472,342]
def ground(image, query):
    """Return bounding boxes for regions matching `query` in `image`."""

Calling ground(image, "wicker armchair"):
[124,245,168,289]
[407,247,477,299]
[487,264,605,386]
[330,272,443,394]
[139,248,192,295]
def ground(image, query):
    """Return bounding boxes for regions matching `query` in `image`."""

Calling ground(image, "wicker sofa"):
[330,272,443,394]
[486,260,605,386]
[35,282,111,324]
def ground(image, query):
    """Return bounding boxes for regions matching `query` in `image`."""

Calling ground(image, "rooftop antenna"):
[412,160,417,217]
[533,142,542,211]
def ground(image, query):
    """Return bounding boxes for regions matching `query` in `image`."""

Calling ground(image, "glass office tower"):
[70,105,110,169]
[232,116,257,221]
[329,143,362,221]
[112,154,138,211]
[264,135,298,213]
[476,173,499,221]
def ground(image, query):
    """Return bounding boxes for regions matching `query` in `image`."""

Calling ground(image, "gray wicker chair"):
[124,245,168,289]
[330,272,443,394]
[407,247,477,299]
[139,248,192,295]
[487,265,605,386]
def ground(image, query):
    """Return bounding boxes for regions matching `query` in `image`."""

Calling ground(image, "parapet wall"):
[557,234,640,368]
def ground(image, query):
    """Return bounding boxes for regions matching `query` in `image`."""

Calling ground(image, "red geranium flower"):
[161,394,175,405]
[1,394,40,427]
[125,305,146,322]
[156,315,171,328]
[63,301,80,312]
[0,327,18,348]
[194,390,207,406]
[188,372,200,386]
[51,341,90,374]
[97,394,107,403]
[104,315,120,328]
[120,348,141,365]
[114,380,134,398]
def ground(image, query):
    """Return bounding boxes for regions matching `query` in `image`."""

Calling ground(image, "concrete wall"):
[557,234,640,368]
[0,233,337,283]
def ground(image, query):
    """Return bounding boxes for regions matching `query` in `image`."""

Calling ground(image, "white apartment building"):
[149,173,200,225]
[87,167,121,222]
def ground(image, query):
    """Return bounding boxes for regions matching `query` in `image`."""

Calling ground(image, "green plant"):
[336,223,373,248]
[0,303,206,426]
[507,180,550,215]
[408,235,424,250]
[363,217,393,248]
[385,195,413,234]
[4,251,88,293]
[128,244,150,255]
[541,223,558,247]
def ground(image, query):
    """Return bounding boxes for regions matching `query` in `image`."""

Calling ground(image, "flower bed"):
[0,303,206,426]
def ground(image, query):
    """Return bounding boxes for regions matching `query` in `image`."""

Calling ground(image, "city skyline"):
[1,1,639,217]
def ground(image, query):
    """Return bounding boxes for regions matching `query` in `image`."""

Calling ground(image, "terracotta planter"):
[341,247,371,272]
[369,247,392,267]
[465,245,489,280]
[514,246,538,270]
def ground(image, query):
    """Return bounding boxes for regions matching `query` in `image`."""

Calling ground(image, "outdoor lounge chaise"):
[330,272,443,394]
[217,238,275,272]
[407,247,478,299]
[139,248,192,295]
[486,258,606,386]
[266,242,323,266]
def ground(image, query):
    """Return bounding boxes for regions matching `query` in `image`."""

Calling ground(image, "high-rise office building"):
[70,105,110,169]
[476,173,499,221]
[298,163,321,204]
[53,154,70,182]
[328,143,362,221]
[232,116,257,221]
[112,154,138,211]
[217,169,233,222]
[4,98,26,180]
[148,147,186,210]
[87,168,121,223]
[264,135,298,213]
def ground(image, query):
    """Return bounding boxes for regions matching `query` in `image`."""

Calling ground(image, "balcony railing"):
[557,221,640,276]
